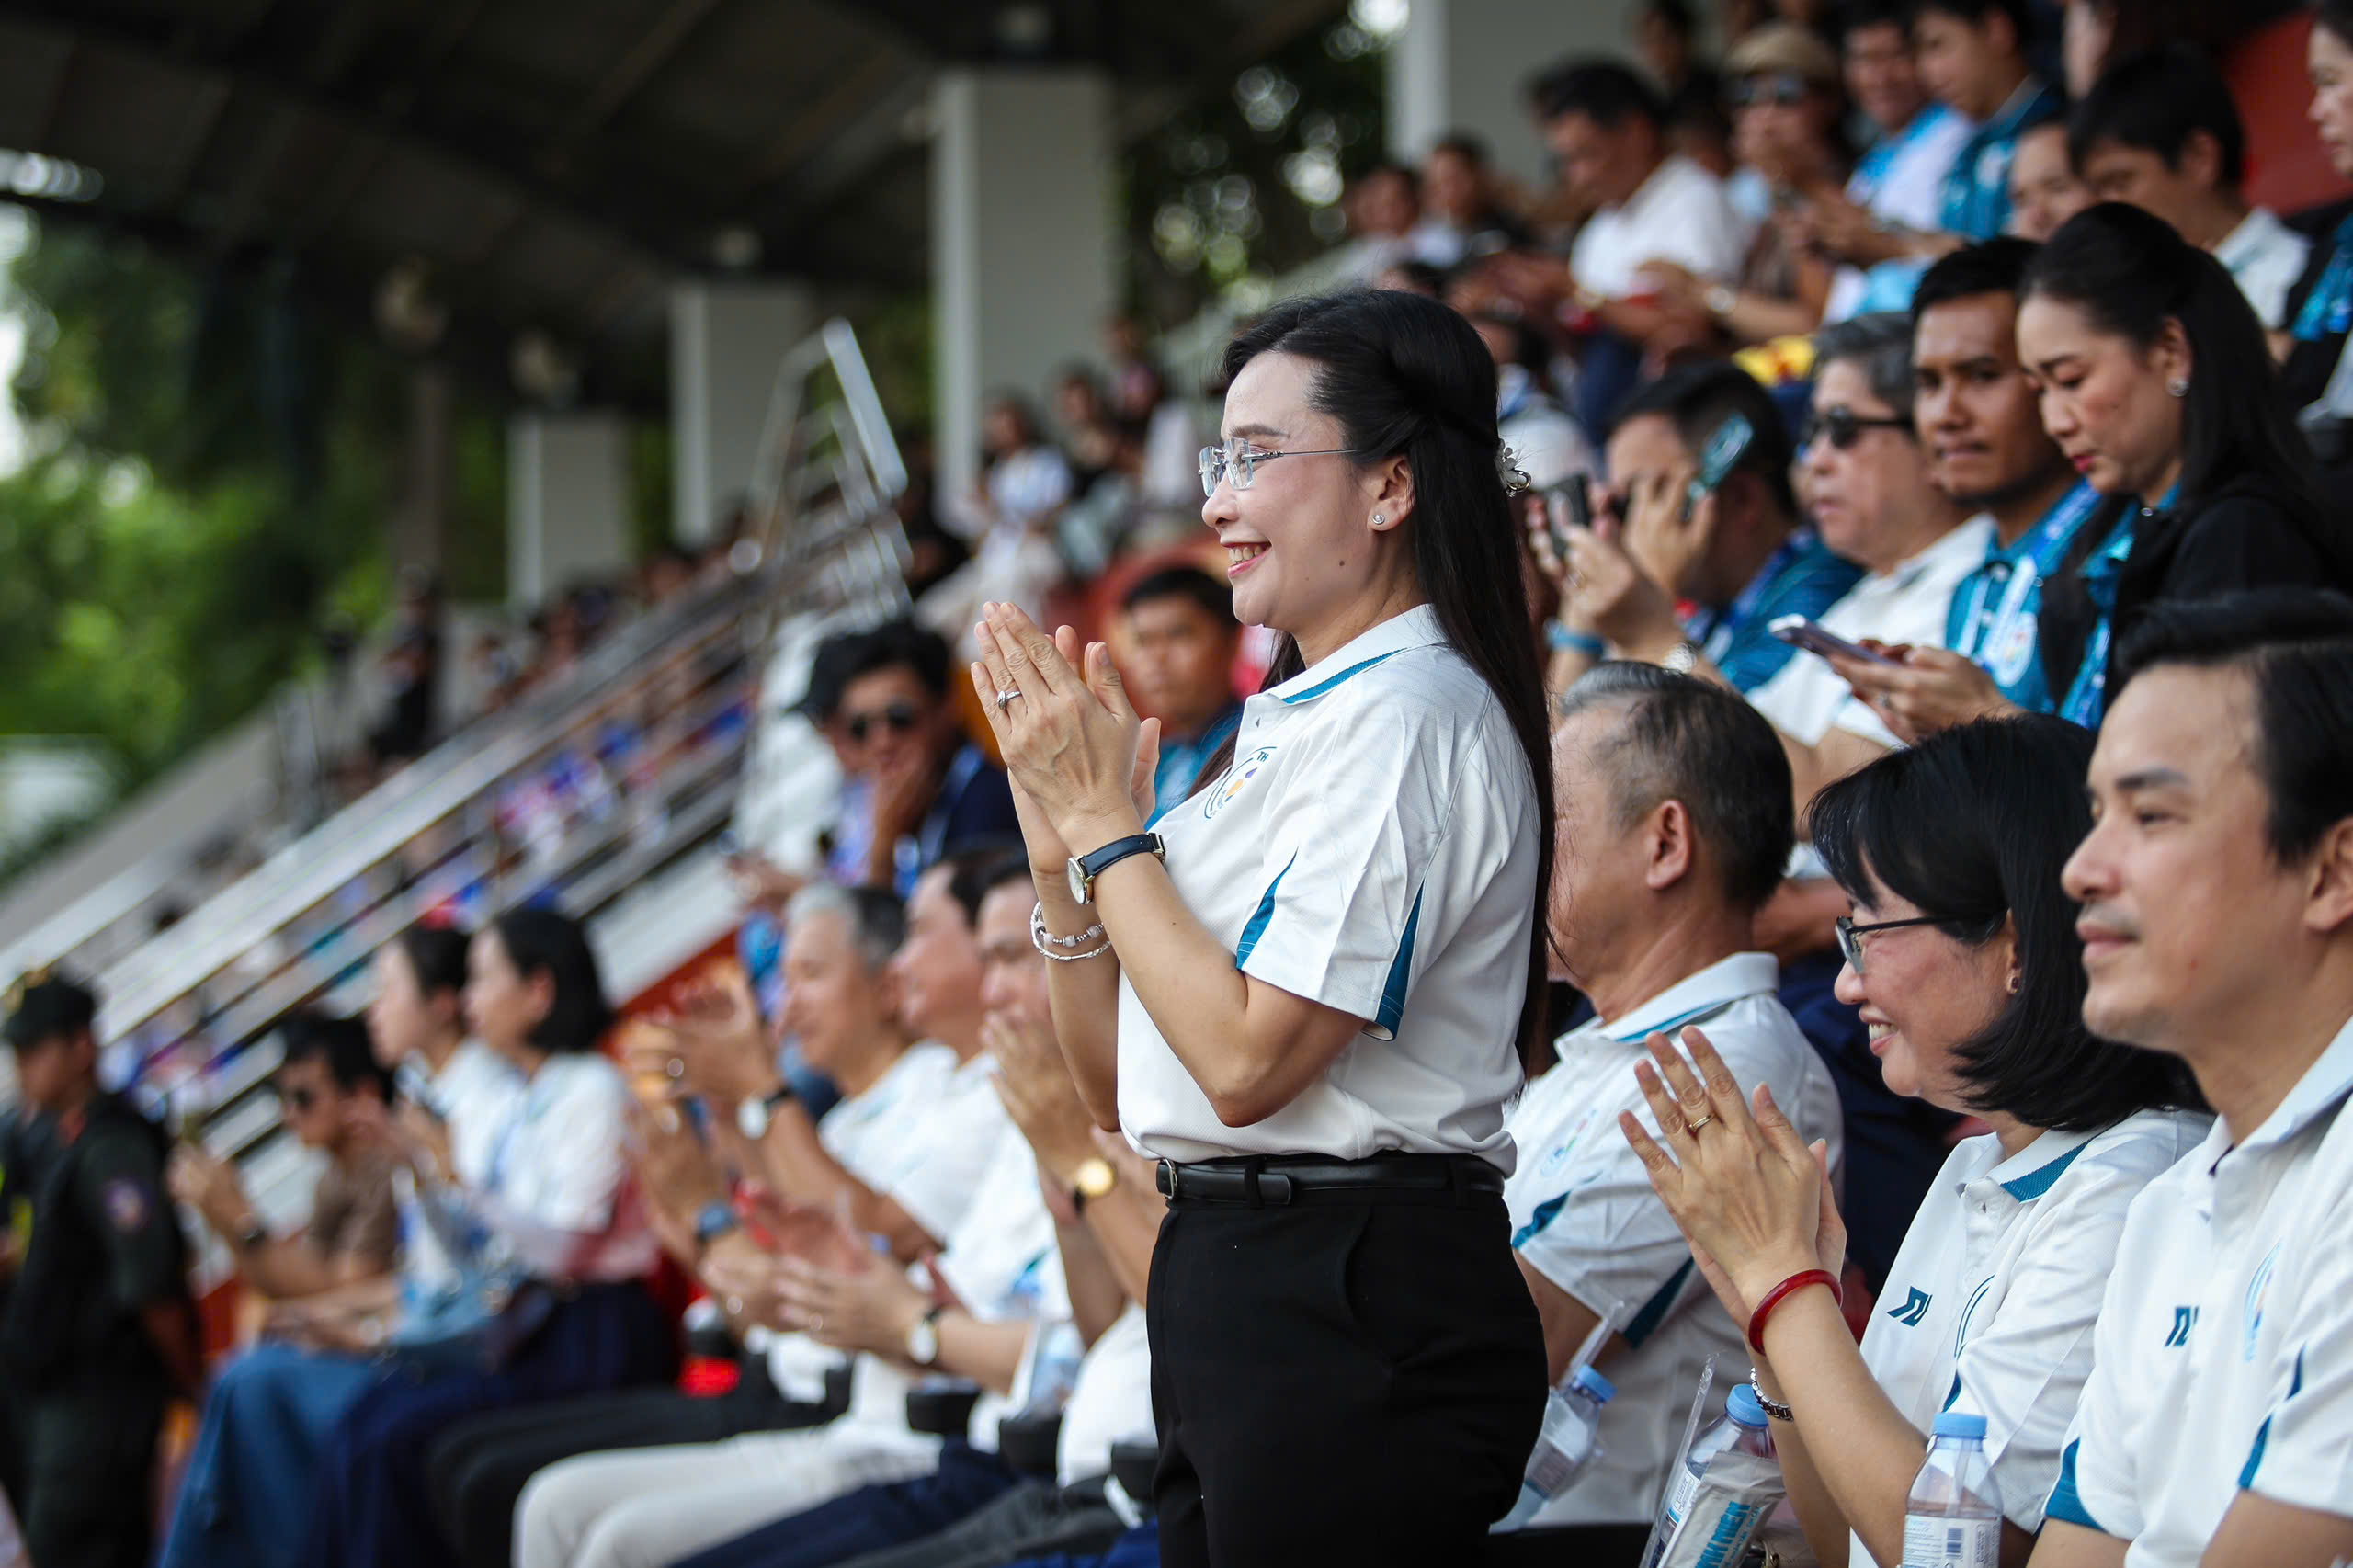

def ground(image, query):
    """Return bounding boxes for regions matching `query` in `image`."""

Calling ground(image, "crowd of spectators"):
[14,2,2353,1566]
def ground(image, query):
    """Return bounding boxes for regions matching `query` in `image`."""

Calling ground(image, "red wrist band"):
[1747,1268,1840,1354]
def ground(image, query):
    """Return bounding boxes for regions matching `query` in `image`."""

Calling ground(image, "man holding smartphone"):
[1538,361,1859,706]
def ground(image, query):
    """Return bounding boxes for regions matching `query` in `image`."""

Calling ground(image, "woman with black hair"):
[968,287,1552,1564]
[2016,200,2353,728]
[299,907,673,1568]
[156,926,526,1568]
[1620,716,2208,1568]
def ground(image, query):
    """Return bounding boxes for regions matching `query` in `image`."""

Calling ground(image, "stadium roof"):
[0,0,1343,403]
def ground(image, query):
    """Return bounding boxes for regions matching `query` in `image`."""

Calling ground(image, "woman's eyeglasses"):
[1728,72,1811,108]
[1835,914,1955,976]
[844,703,921,744]
[1198,439,1368,497]
[1801,408,1915,452]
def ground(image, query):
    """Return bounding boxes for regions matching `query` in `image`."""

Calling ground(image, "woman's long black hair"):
[1209,289,1557,1070]
[1809,715,2204,1131]
[2019,201,2319,507]
[490,906,615,1055]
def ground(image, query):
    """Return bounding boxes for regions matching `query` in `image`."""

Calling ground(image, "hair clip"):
[1497,445,1530,495]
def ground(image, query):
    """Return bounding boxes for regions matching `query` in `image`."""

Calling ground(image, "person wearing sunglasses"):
[1620,715,2206,1568]
[168,1011,403,1315]
[1545,313,1987,817]
[831,619,1020,895]
[1641,24,1853,347]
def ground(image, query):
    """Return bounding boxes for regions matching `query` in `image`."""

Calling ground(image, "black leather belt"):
[1154,1153,1505,1207]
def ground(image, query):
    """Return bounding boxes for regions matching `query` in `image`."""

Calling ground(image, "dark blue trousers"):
[676,1440,1021,1568]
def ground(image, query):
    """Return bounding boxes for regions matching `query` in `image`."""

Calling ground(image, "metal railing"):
[10,321,911,1191]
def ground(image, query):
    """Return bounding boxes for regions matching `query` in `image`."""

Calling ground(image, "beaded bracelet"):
[1030,902,1114,962]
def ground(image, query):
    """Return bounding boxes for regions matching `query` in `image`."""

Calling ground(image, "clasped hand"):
[969,601,1160,867]
[1617,1026,1846,1323]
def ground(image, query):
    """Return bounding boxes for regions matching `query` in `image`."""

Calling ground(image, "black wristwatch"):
[692,1199,741,1257]
[1066,834,1165,905]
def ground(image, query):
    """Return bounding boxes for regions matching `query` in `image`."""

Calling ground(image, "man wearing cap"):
[1,972,200,1567]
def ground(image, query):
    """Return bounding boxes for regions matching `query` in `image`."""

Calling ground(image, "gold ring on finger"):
[1685,1112,1716,1134]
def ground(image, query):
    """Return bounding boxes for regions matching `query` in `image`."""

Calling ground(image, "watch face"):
[1066,857,1090,905]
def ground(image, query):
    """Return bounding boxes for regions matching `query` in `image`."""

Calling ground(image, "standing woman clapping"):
[970,288,1554,1567]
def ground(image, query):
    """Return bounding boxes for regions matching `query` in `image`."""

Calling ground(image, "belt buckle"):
[1154,1159,1178,1199]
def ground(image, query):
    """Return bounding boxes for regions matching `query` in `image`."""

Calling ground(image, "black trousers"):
[1146,1178,1546,1568]
[14,1376,166,1568]
[425,1363,831,1568]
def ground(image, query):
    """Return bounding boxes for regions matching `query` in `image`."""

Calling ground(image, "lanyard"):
[1953,484,2102,665]
[2057,492,2169,728]
[2293,215,2353,343]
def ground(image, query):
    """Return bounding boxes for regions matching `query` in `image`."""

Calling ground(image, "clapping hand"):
[983,1009,1099,1185]
[630,967,779,1108]
[970,602,1161,865]
[1618,1027,1845,1329]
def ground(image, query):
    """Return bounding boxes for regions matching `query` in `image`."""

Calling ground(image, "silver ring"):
[665,1058,685,1080]
[995,688,1022,710]
[809,1314,824,1334]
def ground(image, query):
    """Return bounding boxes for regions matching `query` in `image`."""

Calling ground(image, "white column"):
[507,411,631,608]
[931,67,1116,502]
[1387,0,1624,188]
[670,280,815,546]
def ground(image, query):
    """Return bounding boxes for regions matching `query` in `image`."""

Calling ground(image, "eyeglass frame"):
[1834,914,1955,976]
[1800,407,1915,452]
[842,702,923,744]
[1198,439,1370,498]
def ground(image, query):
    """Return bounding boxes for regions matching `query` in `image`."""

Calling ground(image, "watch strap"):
[692,1199,740,1252]
[1076,833,1164,885]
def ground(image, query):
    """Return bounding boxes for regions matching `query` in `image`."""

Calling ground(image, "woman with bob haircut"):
[1619,715,2208,1568]
[2014,201,2353,729]
[299,907,674,1568]
[968,286,1552,1564]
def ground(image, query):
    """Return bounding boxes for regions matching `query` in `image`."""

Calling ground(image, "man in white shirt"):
[1527,59,1745,342]
[1502,664,1842,1538]
[2031,591,2353,1568]
[2067,48,2311,333]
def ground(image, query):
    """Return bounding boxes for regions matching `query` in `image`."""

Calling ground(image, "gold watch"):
[1071,1156,1119,1213]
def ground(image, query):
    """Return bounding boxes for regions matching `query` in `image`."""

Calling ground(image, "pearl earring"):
[2166,376,2189,398]
[1372,512,1385,526]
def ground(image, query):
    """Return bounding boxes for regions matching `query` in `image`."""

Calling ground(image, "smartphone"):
[1540,473,1594,562]
[1768,614,1898,665]
[1686,412,1756,516]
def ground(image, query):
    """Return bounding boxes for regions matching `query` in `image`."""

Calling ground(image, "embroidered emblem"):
[1203,746,1277,820]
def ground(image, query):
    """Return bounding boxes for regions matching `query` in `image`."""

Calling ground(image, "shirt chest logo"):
[2165,1306,2199,1348]
[1202,746,1278,820]
[1885,1286,1933,1326]
[2244,1244,2282,1363]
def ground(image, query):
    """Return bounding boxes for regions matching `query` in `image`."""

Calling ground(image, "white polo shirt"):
[1747,516,1994,751]
[1570,154,1748,301]
[885,1050,1018,1245]
[1059,1304,1154,1484]
[1502,953,1844,1527]
[2214,207,2311,332]
[478,1052,658,1281]
[2046,1017,2353,1567]
[1854,1110,2207,1564]
[1118,604,1540,1169]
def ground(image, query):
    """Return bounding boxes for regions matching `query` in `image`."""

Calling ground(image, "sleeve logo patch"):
[101,1177,151,1233]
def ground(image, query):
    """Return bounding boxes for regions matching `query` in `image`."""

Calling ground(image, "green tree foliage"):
[0,216,500,792]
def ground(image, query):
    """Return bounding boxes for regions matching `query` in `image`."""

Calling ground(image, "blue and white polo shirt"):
[1116,603,1540,1170]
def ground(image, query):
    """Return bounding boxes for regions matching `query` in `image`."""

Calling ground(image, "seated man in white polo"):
[1500,663,1842,1543]
[2036,591,2353,1568]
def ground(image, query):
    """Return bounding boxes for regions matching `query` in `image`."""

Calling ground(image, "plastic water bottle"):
[1493,1366,1616,1530]
[1904,1412,2004,1568]
[1654,1383,1777,1550]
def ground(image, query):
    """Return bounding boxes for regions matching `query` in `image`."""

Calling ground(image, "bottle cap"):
[1933,1411,1990,1440]
[1725,1381,1769,1427]
[1571,1366,1616,1403]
